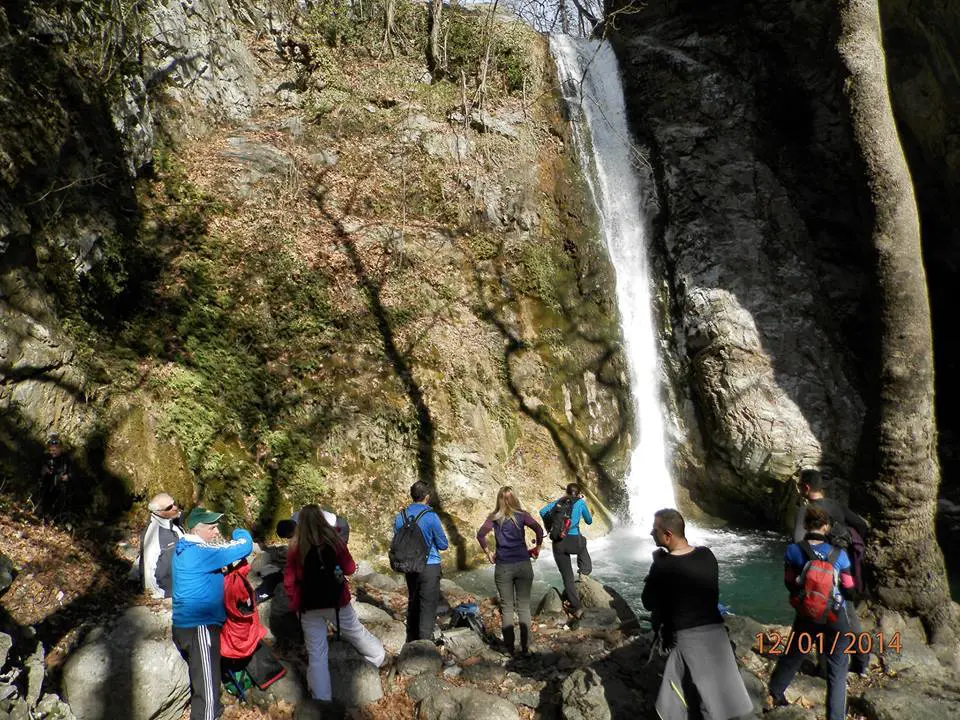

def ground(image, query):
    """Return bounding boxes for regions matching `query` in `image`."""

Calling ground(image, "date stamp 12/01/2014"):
[755,631,902,656]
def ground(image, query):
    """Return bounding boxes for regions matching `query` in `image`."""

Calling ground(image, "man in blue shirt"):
[173,507,253,720]
[539,483,593,618]
[394,480,449,642]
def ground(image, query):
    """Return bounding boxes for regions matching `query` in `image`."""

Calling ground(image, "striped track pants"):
[173,624,222,720]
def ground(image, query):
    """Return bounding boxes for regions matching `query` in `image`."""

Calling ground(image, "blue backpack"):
[450,602,485,636]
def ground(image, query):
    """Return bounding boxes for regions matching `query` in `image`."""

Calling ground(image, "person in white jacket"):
[139,493,184,598]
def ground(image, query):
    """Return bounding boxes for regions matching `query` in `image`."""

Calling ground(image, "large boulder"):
[535,587,565,616]
[418,686,519,720]
[61,606,188,720]
[560,668,611,720]
[442,628,486,662]
[365,618,406,655]
[397,640,442,677]
[575,576,613,610]
[856,686,960,720]
[329,641,383,707]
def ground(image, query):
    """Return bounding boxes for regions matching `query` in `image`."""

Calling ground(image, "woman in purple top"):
[476,486,544,656]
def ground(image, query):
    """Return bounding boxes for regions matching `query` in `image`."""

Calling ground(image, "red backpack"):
[790,541,842,624]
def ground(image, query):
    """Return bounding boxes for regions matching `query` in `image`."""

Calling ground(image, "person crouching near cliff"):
[283,504,385,709]
[173,507,253,720]
[768,506,856,720]
[476,486,544,656]
[642,508,753,720]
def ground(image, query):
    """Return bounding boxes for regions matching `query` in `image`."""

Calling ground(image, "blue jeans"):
[769,613,850,720]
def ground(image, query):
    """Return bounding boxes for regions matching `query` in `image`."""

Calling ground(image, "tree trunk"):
[383,0,396,58]
[837,0,956,646]
[427,0,443,77]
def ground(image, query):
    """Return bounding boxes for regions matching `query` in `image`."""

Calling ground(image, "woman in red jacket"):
[283,504,385,703]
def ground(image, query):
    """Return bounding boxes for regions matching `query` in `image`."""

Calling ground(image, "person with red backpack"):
[793,468,870,674]
[283,505,384,708]
[769,506,856,720]
[539,483,593,620]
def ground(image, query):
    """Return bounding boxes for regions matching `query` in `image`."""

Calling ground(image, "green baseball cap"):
[185,507,224,530]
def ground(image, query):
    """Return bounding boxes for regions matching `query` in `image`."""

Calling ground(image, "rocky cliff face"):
[0,1,629,561]
[0,0,293,507]
[611,0,875,525]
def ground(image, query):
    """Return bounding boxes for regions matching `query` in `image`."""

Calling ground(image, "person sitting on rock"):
[539,483,592,620]
[642,508,753,720]
[172,507,253,720]
[476,485,544,656]
[283,504,384,708]
[769,506,856,720]
[37,433,72,518]
[138,493,184,599]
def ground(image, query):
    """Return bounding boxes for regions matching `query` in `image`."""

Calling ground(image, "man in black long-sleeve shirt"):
[792,469,868,544]
[641,509,752,720]
[792,469,870,674]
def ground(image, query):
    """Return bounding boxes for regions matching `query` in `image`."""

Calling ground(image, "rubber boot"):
[502,625,516,654]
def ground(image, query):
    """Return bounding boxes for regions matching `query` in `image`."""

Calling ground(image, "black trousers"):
[404,564,442,642]
[553,534,592,610]
[173,624,222,720]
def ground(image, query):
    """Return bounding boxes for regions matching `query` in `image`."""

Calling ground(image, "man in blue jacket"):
[540,483,593,619]
[394,481,449,642]
[173,507,253,720]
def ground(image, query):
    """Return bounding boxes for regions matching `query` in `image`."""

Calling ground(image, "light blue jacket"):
[539,497,592,536]
[395,503,449,565]
[172,528,253,628]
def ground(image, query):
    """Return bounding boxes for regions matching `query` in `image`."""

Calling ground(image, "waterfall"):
[551,36,676,529]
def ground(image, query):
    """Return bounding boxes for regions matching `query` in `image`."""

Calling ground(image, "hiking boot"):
[519,624,531,656]
[501,625,516,654]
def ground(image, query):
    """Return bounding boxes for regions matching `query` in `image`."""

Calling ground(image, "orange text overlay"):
[755,631,902,656]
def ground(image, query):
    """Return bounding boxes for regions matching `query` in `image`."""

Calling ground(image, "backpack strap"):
[826,547,841,567]
[798,540,818,562]
[407,507,432,525]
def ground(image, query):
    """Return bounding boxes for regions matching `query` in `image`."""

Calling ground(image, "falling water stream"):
[457,36,792,624]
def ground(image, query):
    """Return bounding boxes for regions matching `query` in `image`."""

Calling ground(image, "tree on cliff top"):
[838,0,957,650]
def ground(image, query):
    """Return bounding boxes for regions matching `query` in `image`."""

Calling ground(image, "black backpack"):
[545,497,574,542]
[389,508,432,574]
[300,544,343,612]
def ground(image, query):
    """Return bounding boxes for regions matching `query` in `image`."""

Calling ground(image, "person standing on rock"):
[37,433,73,518]
[476,485,544,656]
[642,508,753,720]
[769,505,856,720]
[539,483,592,620]
[393,480,449,642]
[284,504,385,707]
[793,468,870,674]
[172,507,253,720]
[138,492,184,599]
